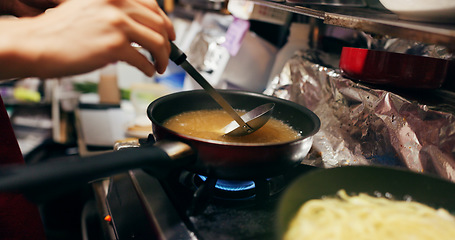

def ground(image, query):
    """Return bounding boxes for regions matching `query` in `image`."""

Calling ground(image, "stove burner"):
[198,175,256,192]
[195,175,257,200]
[182,172,288,215]
[98,138,320,239]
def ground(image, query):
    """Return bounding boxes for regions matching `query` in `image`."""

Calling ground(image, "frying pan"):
[0,90,320,198]
[339,47,450,89]
[276,165,455,239]
[148,90,320,179]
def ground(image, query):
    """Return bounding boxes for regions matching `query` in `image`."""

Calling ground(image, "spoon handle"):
[169,42,250,129]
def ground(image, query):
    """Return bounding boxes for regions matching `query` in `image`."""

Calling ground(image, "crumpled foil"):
[360,33,454,60]
[186,13,232,75]
[264,50,455,182]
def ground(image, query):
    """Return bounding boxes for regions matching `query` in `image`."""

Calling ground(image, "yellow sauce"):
[163,109,300,144]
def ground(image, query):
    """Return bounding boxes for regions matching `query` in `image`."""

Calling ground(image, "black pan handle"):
[169,41,187,66]
[0,141,193,202]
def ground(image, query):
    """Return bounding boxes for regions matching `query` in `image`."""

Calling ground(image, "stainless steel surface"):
[154,140,194,160]
[129,170,197,240]
[92,180,117,240]
[250,0,455,49]
[223,103,275,136]
[92,141,196,240]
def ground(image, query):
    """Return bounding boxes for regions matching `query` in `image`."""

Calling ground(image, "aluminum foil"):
[360,32,454,60]
[264,50,455,182]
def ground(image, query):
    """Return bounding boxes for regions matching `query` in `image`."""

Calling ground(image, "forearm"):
[0,18,38,80]
[0,13,87,80]
[0,0,175,81]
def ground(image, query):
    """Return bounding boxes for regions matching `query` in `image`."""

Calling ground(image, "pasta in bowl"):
[284,189,455,240]
[277,166,455,240]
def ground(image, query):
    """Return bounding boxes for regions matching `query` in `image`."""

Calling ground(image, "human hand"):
[0,0,175,79]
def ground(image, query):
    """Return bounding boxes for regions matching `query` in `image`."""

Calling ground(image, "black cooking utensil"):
[169,42,275,136]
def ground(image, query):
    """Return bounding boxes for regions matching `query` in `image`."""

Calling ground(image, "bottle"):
[267,22,311,85]
[98,63,121,104]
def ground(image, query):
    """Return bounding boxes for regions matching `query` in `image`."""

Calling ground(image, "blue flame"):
[198,175,256,191]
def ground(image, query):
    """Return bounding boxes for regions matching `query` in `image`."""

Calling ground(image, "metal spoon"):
[169,42,274,136]
[222,102,275,136]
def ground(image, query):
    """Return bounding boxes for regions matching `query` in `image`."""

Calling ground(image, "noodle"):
[284,190,455,240]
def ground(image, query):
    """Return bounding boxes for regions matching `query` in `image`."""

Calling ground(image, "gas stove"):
[92,139,316,240]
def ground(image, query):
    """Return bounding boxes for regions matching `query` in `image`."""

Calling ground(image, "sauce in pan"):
[163,109,300,144]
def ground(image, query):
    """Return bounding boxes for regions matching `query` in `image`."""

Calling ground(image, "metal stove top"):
[93,163,315,240]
